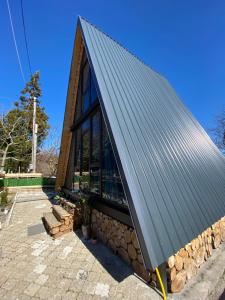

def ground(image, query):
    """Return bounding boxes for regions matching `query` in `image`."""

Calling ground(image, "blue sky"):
[1,0,225,140]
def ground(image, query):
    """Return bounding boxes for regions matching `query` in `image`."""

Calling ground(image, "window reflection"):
[102,121,128,208]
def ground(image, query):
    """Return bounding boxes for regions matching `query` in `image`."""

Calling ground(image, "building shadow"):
[75,229,133,283]
[45,195,133,282]
[42,199,159,292]
[41,187,56,201]
[46,194,152,286]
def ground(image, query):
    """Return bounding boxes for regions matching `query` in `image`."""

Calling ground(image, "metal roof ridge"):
[78,16,163,77]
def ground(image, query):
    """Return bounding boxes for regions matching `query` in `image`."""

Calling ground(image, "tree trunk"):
[0,145,9,172]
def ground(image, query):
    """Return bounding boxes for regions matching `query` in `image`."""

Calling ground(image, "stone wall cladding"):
[92,209,225,293]
[167,217,225,293]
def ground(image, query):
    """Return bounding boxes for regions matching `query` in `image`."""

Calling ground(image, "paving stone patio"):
[0,199,161,299]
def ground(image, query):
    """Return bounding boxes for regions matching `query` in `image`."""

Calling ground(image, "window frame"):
[72,102,129,213]
[71,56,130,217]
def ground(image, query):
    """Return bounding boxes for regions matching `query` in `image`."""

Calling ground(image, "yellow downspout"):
[155,267,167,300]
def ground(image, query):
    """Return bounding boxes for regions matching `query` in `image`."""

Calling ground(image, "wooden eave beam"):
[55,25,84,190]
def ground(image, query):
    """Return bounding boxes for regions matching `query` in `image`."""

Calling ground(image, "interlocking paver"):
[35,274,49,285]
[24,282,41,297]
[2,278,18,290]
[0,199,160,299]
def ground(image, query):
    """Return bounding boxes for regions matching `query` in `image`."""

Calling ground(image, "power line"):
[6,0,26,83]
[20,0,32,76]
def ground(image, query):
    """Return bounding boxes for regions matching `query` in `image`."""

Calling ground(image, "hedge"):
[0,177,55,188]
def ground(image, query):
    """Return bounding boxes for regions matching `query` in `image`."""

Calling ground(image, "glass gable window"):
[74,54,98,123]
[71,50,128,212]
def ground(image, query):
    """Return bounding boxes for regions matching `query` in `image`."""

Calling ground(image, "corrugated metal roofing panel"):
[78,16,225,269]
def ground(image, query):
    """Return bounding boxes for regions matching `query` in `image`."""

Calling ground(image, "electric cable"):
[6,0,26,83]
[20,0,32,76]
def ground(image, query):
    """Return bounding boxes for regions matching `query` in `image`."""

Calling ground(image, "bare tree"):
[0,112,30,172]
[36,127,60,176]
[209,110,225,155]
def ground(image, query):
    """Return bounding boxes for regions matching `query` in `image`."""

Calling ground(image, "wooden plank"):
[43,212,61,229]
[52,228,72,239]
[52,205,71,221]
[55,24,84,190]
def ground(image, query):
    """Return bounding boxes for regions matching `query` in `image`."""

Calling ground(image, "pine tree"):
[15,71,50,147]
[0,72,50,172]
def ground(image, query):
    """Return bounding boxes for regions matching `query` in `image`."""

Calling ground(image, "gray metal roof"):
[78,16,225,270]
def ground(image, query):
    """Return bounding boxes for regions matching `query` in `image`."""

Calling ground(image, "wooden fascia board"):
[55,25,84,190]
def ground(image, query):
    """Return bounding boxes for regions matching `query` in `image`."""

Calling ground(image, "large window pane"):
[90,111,100,194]
[102,121,128,207]
[80,119,90,192]
[82,63,90,92]
[91,74,98,104]
[82,89,90,113]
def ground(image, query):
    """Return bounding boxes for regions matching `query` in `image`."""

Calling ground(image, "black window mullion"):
[81,63,83,114]
[89,70,91,107]
[100,111,103,199]
[73,130,76,190]
[80,127,82,178]
[89,68,91,102]
[89,117,92,190]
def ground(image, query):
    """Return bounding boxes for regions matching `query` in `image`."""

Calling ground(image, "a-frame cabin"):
[56,16,225,292]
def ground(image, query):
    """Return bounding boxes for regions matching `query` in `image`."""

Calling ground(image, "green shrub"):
[0,189,8,206]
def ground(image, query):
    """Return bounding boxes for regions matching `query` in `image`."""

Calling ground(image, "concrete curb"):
[16,197,53,203]
[169,243,225,300]
[4,192,17,228]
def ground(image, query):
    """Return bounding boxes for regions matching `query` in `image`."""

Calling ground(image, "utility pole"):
[32,96,38,173]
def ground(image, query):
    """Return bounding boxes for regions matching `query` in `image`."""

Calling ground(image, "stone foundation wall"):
[167,216,225,292]
[91,209,225,293]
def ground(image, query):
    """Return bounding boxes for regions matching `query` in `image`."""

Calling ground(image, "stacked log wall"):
[91,209,153,282]
[167,217,225,292]
[91,209,225,293]
[58,197,82,228]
